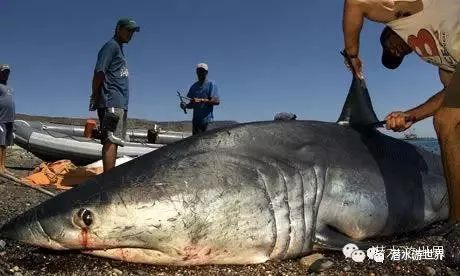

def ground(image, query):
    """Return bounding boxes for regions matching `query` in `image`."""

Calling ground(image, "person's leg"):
[434,67,460,223]
[102,142,117,172]
[201,122,209,133]
[0,123,8,174]
[192,122,199,135]
[193,122,208,135]
[0,146,5,174]
[103,108,127,172]
[122,109,128,142]
[4,122,13,175]
[98,108,118,172]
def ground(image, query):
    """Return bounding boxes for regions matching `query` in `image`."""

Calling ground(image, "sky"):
[0,0,445,138]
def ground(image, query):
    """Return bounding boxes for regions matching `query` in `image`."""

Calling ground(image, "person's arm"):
[91,71,105,100]
[189,83,220,105]
[385,68,452,131]
[343,0,368,78]
[343,0,366,58]
[207,97,220,105]
[89,71,104,111]
[207,82,219,106]
[90,43,115,109]
[343,0,397,55]
[184,86,195,109]
[190,97,219,105]
[343,0,395,78]
[185,101,194,109]
[405,69,452,120]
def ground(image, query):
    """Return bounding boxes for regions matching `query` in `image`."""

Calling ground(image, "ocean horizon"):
[406,138,440,155]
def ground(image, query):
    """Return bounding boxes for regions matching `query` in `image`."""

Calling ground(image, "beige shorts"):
[97,108,127,146]
[0,122,13,146]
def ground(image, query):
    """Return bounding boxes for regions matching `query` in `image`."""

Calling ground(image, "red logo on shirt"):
[407,29,440,57]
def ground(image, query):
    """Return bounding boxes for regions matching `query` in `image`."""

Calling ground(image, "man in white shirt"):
[342,0,460,224]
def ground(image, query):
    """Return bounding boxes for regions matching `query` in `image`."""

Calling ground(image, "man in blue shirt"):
[90,18,139,172]
[0,64,15,175]
[181,63,220,135]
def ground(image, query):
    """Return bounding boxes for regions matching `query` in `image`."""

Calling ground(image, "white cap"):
[0,64,10,72]
[196,63,208,71]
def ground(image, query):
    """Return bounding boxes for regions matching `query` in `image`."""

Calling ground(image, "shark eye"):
[73,209,93,229]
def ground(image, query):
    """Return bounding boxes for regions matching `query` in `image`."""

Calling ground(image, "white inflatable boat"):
[13,120,167,165]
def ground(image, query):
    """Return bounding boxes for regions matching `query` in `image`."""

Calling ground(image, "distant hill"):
[15,114,239,132]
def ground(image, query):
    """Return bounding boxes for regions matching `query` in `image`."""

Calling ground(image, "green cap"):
[116,18,140,32]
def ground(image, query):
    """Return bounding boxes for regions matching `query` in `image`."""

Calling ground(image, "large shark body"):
[0,78,448,265]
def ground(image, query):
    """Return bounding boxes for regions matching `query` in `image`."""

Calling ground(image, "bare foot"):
[0,169,13,176]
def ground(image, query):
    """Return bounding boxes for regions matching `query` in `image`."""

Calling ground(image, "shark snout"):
[0,209,65,250]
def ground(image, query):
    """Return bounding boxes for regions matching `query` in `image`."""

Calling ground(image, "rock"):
[446,246,460,268]
[299,253,325,268]
[343,265,351,272]
[10,266,20,272]
[424,266,436,276]
[112,268,123,275]
[13,273,22,276]
[446,267,460,276]
[0,239,5,249]
[308,258,334,273]
[369,272,376,276]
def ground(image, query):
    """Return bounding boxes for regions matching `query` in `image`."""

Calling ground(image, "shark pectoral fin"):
[313,226,373,251]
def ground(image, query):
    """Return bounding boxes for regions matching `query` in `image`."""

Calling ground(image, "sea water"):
[405,138,440,155]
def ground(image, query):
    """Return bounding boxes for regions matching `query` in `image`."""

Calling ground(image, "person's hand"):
[344,56,364,79]
[89,94,97,111]
[192,98,208,103]
[384,111,415,132]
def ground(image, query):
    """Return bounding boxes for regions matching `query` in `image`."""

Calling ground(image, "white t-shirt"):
[386,0,460,72]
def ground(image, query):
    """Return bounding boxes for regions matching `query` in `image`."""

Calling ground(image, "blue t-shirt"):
[187,80,219,124]
[94,39,130,110]
[0,84,15,123]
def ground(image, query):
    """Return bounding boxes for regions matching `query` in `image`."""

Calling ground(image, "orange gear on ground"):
[22,160,102,190]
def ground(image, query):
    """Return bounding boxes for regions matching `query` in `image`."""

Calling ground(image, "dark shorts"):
[0,122,13,146]
[97,108,127,146]
[192,121,209,135]
[442,63,460,108]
